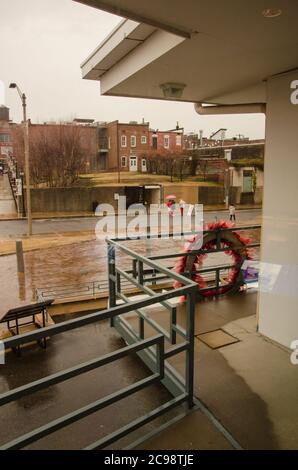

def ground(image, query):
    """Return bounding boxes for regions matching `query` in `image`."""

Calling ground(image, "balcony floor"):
[134,291,298,450]
[1,291,297,449]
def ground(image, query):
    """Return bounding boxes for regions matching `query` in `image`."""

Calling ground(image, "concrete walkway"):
[134,292,298,450]
[1,290,297,449]
[0,175,16,217]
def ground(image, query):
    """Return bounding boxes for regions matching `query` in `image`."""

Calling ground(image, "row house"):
[9,117,185,174]
[106,121,150,173]
[150,129,184,154]
[101,121,184,172]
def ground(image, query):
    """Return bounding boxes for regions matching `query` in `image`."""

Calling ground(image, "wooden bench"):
[0,300,54,355]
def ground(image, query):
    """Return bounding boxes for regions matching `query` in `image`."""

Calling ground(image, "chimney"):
[199,129,203,147]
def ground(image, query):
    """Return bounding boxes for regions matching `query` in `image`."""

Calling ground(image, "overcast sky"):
[0,0,265,138]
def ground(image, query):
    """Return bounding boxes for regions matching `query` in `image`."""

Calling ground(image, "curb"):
[0,206,262,222]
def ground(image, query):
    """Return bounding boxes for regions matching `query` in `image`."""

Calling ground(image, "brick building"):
[101,121,184,173]
[184,131,262,150]
[0,106,14,161]
[150,128,184,154]
[10,117,186,174]
[106,121,150,172]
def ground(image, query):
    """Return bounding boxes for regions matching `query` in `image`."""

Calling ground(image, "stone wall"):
[198,186,225,205]
[27,186,124,213]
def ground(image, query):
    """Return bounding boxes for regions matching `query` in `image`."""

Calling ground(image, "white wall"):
[231,168,242,187]
[258,71,298,348]
[256,168,263,188]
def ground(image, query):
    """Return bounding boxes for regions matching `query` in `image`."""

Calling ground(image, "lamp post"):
[19,171,26,217]
[9,83,32,235]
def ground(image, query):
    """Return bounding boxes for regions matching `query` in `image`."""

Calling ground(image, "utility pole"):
[10,83,32,235]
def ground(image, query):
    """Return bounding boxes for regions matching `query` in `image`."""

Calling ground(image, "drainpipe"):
[194,103,266,115]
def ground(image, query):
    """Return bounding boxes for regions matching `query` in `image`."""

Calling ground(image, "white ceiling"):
[77,0,298,104]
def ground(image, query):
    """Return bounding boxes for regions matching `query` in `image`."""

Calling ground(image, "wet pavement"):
[133,293,298,450]
[0,213,262,449]
[0,175,16,216]
[0,316,177,450]
[0,230,260,319]
[0,208,262,237]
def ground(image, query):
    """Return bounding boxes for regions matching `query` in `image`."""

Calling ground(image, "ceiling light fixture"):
[160,82,186,99]
[262,8,282,18]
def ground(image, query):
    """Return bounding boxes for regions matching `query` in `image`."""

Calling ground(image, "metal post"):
[22,94,32,236]
[156,337,165,379]
[107,243,116,326]
[139,317,145,340]
[116,272,121,295]
[16,240,24,274]
[215,268,220,298]
[170,307,177,345]
[185,289,195,408]
[137,261,144,339]
[138,260,144,285]
[132,259,137,278]
[20,172,26,217]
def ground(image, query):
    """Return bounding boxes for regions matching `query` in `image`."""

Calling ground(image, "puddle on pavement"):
[0,238,183,316]
[0,229,260,317]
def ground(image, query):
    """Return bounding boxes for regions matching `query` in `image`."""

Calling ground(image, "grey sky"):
[0,0,265,138]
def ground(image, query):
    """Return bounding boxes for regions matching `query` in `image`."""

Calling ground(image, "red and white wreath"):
[174,221,253,299]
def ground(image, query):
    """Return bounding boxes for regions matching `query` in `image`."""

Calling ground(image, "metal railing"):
[35,275,171,302]
[35,280,107,301]
[0,239,197,450]
[0,225,259,449]
[112,224,261,298]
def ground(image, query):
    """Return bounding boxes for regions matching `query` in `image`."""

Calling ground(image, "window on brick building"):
[176,134,181,146]
[152,135,157,149]
[164,135,169,149]
[108,137,111,149]
[141,135,147,144]
[0,134,10,143]
[131,135,136,147]
[121,156,127,167]
[121,135,127,147]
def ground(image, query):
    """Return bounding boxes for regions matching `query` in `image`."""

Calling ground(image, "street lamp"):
[19,171,26,218]
[9,83,32,235]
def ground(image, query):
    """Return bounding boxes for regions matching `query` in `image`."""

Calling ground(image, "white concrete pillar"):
[258,70,298,348]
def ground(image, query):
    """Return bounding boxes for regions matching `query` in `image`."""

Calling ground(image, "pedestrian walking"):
[229,204,236,222]
[166,198,175,216]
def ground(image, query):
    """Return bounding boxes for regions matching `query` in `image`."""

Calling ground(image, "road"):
[0,208,262,238]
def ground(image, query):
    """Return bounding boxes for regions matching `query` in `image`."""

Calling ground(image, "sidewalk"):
[0,205,262,221]
[0,174,17,217]
[0,230,96,256]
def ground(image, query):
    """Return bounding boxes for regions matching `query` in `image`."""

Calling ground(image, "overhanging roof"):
[76,0,298,104]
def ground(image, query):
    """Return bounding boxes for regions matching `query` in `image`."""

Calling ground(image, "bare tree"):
[13,123,90,187]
